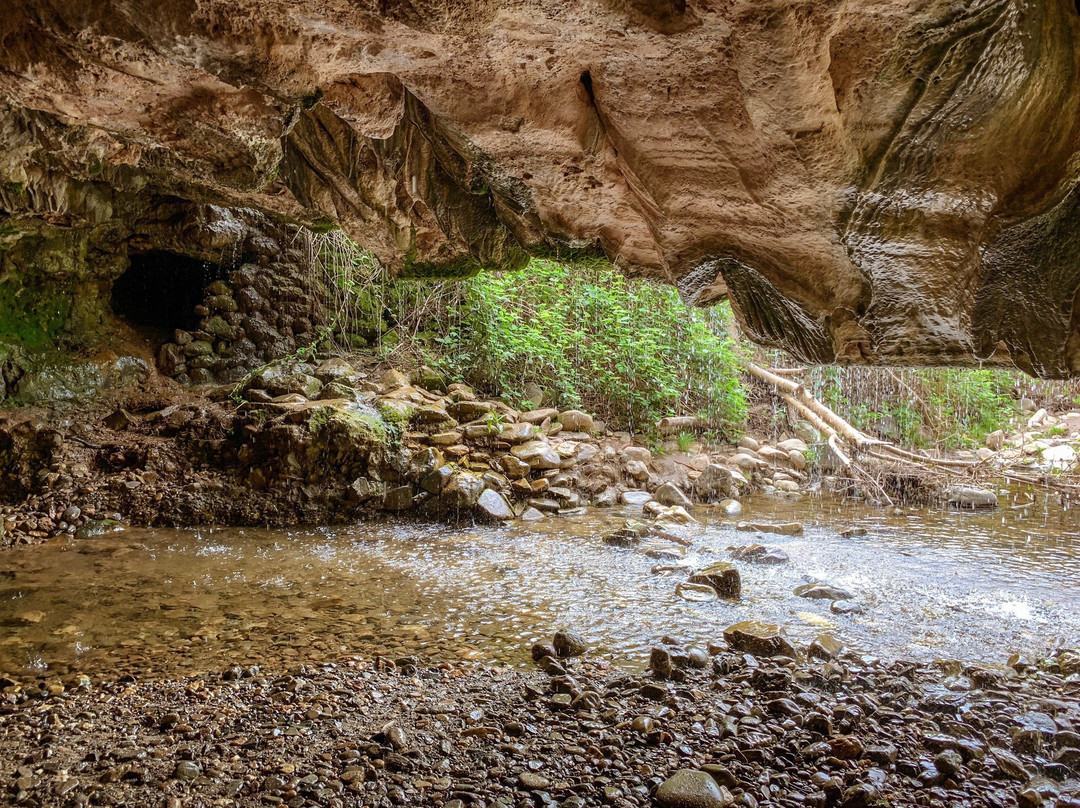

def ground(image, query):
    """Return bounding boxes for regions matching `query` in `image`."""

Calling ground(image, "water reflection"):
[1,489,1078,682]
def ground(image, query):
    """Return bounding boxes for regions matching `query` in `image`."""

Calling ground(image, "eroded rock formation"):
[2,0,1080,374]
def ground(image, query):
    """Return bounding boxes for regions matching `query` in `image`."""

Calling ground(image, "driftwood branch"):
[746,362,995,502]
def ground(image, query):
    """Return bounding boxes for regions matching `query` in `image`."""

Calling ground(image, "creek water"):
[2,491,1078,683]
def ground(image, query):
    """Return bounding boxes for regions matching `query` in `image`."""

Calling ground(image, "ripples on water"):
[1,490,1078,681]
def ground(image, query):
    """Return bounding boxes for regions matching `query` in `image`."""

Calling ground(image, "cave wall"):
[2,0,1080,375]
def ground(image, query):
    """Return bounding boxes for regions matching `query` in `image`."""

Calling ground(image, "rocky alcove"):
[110,250,221,338]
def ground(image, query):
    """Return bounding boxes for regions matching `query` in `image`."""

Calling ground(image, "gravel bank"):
[2,644,1079,808]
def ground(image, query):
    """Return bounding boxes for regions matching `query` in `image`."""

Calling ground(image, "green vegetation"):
[424,260,747,435]
[676,431,696,452]
[303,229,1076,449]
[0,279,72,348]
[304,230,747,436]
[804,366,1021,449]
[312,407,391,449]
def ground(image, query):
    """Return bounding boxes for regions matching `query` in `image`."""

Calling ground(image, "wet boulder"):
[653,481,693,509]
[510,440,563,469]
[266,372,323,399]
[603,520,651,547]
[809,634,844,660]
[621,490,653,506]
[947,485,998,510]
[441,472,486,508]
[380,369,410,390]
[382,485,413,511]
[693,464,734,501]
[520,407,558,424]
[689,562,741,599]
[475,489,514,522]
[553,630,588,658]
[314,357,356,383]
[655,769,734,808]
[558,409,593,433]
[722,621,797,658]
[410,364,446,392]
[795,583,854,601]
[446,400,494,421]
[498,422,538,444]
[730,544,789,565]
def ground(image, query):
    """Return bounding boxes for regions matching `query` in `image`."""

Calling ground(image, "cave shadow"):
[111,251,222,340]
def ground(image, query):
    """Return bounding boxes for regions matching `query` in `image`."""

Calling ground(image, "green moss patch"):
[0,279,72,349]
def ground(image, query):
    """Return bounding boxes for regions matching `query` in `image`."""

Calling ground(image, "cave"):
[111,250,220,335]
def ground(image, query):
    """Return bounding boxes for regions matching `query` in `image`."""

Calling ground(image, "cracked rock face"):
[3,0,1080,374]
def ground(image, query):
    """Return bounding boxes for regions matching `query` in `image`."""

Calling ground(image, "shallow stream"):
[2,491,1079,682]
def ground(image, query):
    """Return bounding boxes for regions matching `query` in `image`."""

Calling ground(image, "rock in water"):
[722,621,797,658]
[676,582,719,602]
[737,521,803,536]
[621,490,653,506]
[720,498,742,516]
[693,464,734,501]
[655,769,734,808]
[653,482,693,508]
[552,630,588,658]
[531,642,557,661]
[794,583,853,601]
[475,489,514,521]
[946,485,998,510]
[688,562,741,599]
[730,544,789,565]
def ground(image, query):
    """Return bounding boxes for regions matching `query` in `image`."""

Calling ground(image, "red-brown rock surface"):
[3,1,1080,373]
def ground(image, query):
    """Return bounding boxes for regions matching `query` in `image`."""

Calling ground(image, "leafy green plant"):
[483,409,506,433]
[425,259,747,435]
[676,430,696,452]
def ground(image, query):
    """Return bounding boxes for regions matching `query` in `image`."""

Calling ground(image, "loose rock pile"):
[0,356,817,546]
[155,249,324,386]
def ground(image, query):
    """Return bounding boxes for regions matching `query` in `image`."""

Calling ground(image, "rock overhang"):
[1,0,1079,374]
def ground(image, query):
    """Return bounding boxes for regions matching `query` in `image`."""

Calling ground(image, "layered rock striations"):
[2,0,1080,374]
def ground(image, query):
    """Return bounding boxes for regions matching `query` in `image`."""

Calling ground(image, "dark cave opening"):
[111,251,220,335]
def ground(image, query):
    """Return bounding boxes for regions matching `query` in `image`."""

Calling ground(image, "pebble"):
[518,771,551,789]
[173,761,201,781]
[655,769,734,808]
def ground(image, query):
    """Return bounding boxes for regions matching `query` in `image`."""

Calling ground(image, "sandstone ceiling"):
[2,0,1080,374]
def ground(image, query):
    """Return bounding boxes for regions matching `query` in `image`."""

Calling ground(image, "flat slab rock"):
[736,521,803,536]
[794,583,854,601]
[722,621,797,659]
[620,490,653,506]
[947,485,999,510]
[730,544,789,564]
